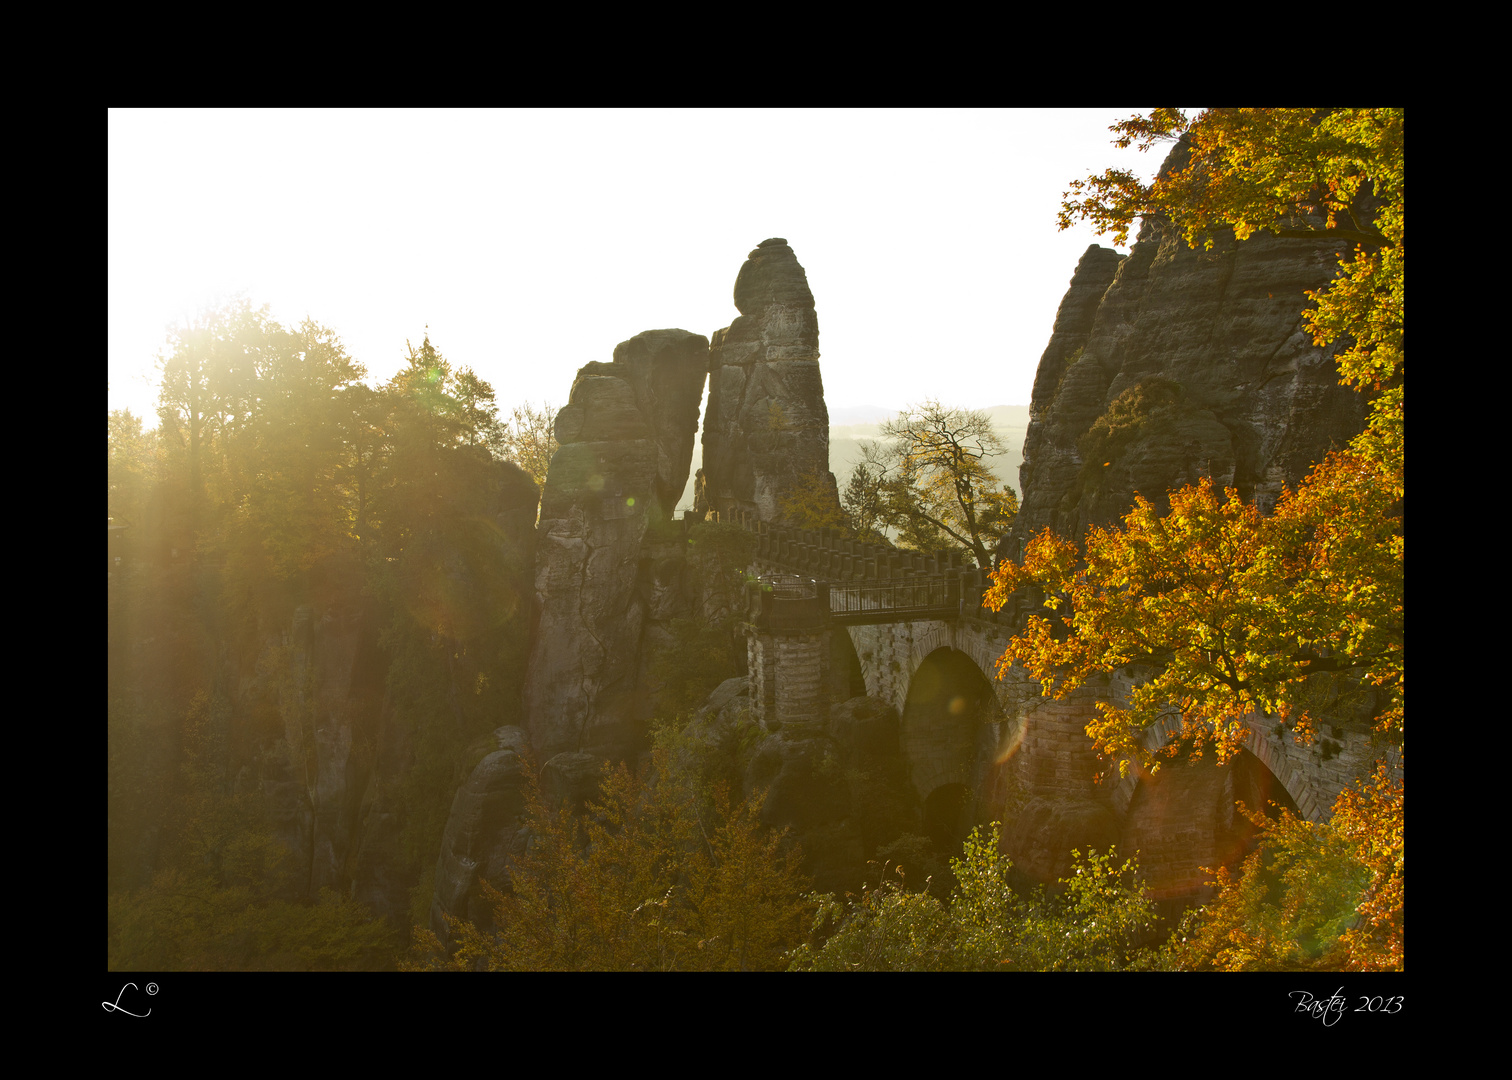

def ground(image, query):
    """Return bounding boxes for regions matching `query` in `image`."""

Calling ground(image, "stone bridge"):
[725,511,1398,897]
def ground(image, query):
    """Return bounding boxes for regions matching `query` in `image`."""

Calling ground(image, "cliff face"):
[431,245,875,935]
[523,328,710,762]
[243,456,540,927]
[695,238,838,524]
[429,329,721,935]
[1011,216,1365,550]
[996,166,1372,890]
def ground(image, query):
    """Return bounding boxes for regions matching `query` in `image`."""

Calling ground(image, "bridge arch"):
[899,646,1001,853]
[924,783,974,855]
[848,620,1008,717]
[1110,709,1382,829]
[1114,727,1305,903]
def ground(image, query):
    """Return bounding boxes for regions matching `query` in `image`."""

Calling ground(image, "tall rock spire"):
[694,238,838,524]
[524,328,709,762]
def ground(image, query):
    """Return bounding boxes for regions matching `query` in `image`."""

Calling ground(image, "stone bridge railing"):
[703,509,1034,627]
[746,572,961,628]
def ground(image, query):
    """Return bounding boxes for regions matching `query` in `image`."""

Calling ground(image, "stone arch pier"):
[846,621,1023,851]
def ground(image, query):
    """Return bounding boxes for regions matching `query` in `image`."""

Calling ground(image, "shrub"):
[789,825,1164,971]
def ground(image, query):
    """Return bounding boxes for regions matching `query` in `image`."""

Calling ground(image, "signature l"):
[103,984,150,1017]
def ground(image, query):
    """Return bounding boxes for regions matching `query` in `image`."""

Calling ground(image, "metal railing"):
[826,576,958,624]
[748,573,962,627]
[759,574,818,599]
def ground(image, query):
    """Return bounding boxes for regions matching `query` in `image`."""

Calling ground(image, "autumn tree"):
[776,467,851,532]
[156,297,276,516]
[234,320,367,590]
[1163,765,1402,971]
[336,381,389,543]
[497,400,558,490]
[371,336,521,568]
[989,108,1403,970]
[445,759,697,972]
[109,690,395,971]
[838,461,890,545]
[108,411,159,529]
[990,472,1402,776]
[407,750,812,971]
[453,368,507,452]
[847,401,1017,567]
[356,334,540,926]
[1003,106,1403,770]
[114,310,543,967]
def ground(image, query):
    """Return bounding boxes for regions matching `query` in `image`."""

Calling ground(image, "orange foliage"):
[987,450,1401,777]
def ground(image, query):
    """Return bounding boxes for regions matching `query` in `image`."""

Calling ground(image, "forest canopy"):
[109,308,543,970]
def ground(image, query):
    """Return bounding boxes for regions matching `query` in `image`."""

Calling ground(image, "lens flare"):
[994,719,1027,765]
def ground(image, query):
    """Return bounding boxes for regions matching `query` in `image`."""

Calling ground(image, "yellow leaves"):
[436,750,813,971]
[1166,766,1402,972]
[988,460,1401,773]
[1064,109,1403,409]
[1328,765,1404,970]
[775,468,848,531]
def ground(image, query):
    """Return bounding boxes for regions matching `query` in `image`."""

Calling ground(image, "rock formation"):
[244,456,540,927]
[679,676,921,896]
[1011,203,1365,550]
[423,219,1383,937]
[995,143,1371,889]
[694,238,839,524]
[431,246,888,936]
[524,328,710,763]
[429,330,710,937]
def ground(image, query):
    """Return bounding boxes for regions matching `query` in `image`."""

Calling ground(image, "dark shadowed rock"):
[429,735,530,937]
[542,751,605,812]
[1011,179,1366,548]
[995,141,1372,894]
[732,691,918,894]
[695,239,839,524]
[999,797,1120,885]
[525,329,710,763]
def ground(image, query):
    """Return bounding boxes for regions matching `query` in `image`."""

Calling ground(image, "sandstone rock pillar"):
[694,238,839,525]
[524,328,709,761]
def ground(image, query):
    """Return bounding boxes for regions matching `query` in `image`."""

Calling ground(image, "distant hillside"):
[676,404,1029,516]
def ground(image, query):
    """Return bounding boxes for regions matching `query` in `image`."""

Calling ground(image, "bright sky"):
[108,109,1163,428]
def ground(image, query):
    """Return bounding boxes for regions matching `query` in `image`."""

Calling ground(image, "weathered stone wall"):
[847,619,1014,719]
[843,616,1394,891]
[747,629,829,733]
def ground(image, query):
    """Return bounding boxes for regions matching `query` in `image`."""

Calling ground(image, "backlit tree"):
[989,109,1403,970]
